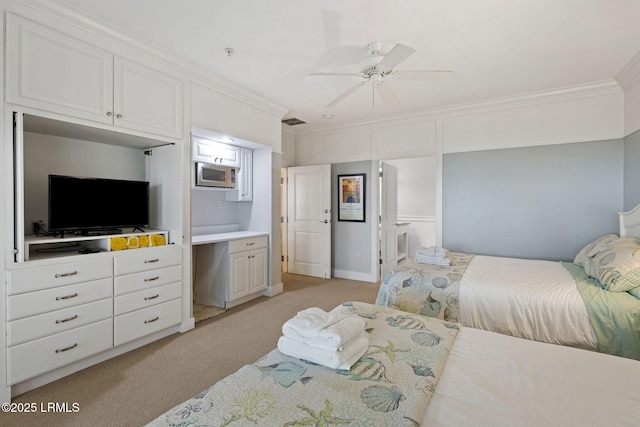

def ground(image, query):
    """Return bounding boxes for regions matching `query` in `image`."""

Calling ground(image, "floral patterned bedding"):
[147,302,459,427]
[375,253,475,322]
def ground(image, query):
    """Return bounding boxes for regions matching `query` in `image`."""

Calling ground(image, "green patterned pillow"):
[592,237,640,292]
[574,234,619,278]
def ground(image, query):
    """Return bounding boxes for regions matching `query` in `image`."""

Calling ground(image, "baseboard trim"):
[332,269,378,283]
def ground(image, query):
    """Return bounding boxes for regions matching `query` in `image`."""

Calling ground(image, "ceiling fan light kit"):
[310,41,454,109]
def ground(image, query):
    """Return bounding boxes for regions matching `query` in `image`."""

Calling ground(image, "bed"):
[376,206,640,359]
[146,302,640,426]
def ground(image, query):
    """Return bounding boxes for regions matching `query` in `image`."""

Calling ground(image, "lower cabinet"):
[6,245,183,387]
[229,246,268,301]
[194,235,268,308]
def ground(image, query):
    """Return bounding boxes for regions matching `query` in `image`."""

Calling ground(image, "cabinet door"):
[192,136,216,162]
[229,252,250,301]
[217,143,241,167]
[239,148,253,201]
[114,57,183,139]
[6,14,113,124]
[251,248,268,293]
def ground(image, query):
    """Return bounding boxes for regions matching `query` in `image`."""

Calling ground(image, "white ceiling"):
[58,0,640,130]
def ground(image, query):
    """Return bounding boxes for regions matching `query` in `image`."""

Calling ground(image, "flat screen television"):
[48,175,150,235]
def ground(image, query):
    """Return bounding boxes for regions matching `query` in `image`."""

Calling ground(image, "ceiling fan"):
[310,41,454,108]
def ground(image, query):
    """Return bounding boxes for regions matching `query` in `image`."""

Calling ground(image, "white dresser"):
[6,245,183,386]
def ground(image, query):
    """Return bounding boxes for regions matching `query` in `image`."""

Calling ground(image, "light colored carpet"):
[1,273,379,427]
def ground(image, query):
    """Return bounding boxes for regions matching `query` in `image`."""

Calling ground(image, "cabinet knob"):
[116,113,122,119]
[106,112,112,116]
[55,271,78,278]
[55,292,78,301]
[55,343,78,353]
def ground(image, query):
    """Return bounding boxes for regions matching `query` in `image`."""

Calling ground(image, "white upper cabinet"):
[113,57,183,138]
[6,14,183,140]
[192,136,241,167]
[6,14,114,124]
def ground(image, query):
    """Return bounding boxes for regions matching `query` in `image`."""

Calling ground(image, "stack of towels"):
[277,307,369,370]
[416,246,451,266]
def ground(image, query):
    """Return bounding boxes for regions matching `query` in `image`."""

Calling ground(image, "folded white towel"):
[277,334,369,370]
[284,307,349,337]
[283,316,367,351]
[282,308,367,351]
[415,255,451,266]
[416,246,448,257]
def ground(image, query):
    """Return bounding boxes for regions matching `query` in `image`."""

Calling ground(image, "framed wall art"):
[338,173,366,222]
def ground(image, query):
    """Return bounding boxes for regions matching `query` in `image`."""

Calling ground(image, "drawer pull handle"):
[56,293,78,301]
[145,316,159,324]
[145,258,160,264]
[247,242,255,246]
[55,271,78,278]
[145,276,160,282]
[55,315,78,324]
[55,343,78,353]
[144,294,160,301]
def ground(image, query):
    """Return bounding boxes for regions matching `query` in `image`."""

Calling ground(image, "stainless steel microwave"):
[195,162,237,188]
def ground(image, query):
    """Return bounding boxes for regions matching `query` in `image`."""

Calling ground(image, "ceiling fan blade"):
[392,69,454,81]
[326,81,366,108]
[309,72,362,77]
[375,82,399,107]
[378,44,416,70]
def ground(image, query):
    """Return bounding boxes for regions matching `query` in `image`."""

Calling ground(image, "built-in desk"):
[192,230,269,309]
[192,231,269,246]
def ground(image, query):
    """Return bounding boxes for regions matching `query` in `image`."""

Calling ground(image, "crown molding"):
[15,0,288,119]
[295,79,622,136]
[616,51,640,91]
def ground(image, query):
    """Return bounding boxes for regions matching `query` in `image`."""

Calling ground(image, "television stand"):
[81,228,123,236]
[23,228,169,261]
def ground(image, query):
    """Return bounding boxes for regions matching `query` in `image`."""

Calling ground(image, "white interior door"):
[287,165,331,278]
[380,162,399,278]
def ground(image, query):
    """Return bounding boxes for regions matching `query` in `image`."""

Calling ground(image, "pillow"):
[629,287,640,300]
[574,234,619,278]
[592,237,640,292]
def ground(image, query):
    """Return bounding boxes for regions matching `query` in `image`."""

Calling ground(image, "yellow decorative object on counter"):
[110,237,127,251]
[139,234,150,247]
[127,236,140,249]
[151,234,166,246]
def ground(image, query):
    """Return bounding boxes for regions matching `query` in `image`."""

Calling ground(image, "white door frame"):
[286,164,331,278]
[280,168,288,273]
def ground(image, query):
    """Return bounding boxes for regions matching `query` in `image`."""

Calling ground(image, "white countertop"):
[191,230,268,245]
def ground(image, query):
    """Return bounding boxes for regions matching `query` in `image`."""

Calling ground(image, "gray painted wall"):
[443,139,624,261]
[332,161,373,274]
[624,129,640,211]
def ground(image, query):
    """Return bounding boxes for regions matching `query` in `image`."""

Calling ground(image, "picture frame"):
[338,173,366,222]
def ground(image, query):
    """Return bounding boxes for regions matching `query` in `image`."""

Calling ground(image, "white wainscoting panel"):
[443,91,623,154]
[376,119,437,158]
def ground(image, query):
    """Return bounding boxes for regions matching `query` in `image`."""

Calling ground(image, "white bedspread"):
[423,327,640,426]
[459,255,597,350]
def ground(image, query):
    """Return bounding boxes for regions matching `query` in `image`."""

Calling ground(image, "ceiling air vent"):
[282,117,306,126]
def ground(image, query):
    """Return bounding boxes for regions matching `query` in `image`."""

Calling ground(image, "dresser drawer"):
[8,258,112,295]
[7,298,113,346]
[114,298,181,346]
[114,265,182,295]
[8,278,113,321]
[8,319,113,385]
[229,235,268,254]
[114,246,182,275]
[114,282,182,316]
